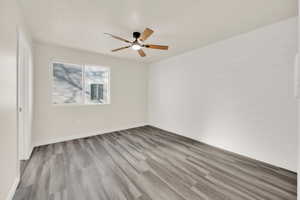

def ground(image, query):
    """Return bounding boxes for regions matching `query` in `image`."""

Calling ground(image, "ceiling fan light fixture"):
[106,28,169,57]
[131,44,141,50]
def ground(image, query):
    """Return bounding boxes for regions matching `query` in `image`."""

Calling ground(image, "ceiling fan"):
[104,28,169,57]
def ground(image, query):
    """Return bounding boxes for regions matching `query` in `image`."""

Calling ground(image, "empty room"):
[1,0,299,199]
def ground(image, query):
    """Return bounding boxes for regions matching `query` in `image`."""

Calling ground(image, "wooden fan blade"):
[139,28,154,41]
[111,46,131,52]
[144,44,169,50]
[138,49,146,57]
[104,33,132,43]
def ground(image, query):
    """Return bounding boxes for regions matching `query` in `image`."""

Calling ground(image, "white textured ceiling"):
[20,0,297,63]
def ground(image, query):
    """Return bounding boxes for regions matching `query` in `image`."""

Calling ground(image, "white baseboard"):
[6,177,20,200]
[149,124,297,173]
[34,123,147,147]
[24,145,34,160]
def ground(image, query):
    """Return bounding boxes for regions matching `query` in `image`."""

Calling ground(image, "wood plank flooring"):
[14,126,297,200]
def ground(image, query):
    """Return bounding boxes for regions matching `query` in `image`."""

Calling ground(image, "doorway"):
[17,29,33,176]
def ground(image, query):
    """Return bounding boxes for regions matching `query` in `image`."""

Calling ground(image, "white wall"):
[0,0,33,199]
[33,43,148,146]
[148,17,298,171]
[0,1,19,198]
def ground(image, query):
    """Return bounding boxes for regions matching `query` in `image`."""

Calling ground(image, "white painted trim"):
[294,53,299,98]
[24,145,34,160]
[34,123,147,147]
[5,177,20,200]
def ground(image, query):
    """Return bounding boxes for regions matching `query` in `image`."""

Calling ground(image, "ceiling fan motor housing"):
[133,32,141,39]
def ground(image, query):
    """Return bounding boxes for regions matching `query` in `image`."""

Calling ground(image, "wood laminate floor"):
[14,126,297,200]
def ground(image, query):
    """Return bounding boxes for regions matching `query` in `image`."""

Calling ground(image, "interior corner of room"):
[0,0,299,199]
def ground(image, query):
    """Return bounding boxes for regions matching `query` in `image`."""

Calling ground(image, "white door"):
[294,53,299,200]
[17,31,33,160]
[18,32,25,160]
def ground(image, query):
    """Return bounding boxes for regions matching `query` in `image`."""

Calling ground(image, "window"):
[84,65,110,104]
[52,62,110,105]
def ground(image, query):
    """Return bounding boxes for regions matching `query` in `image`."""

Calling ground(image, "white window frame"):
[50,60,111,106]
